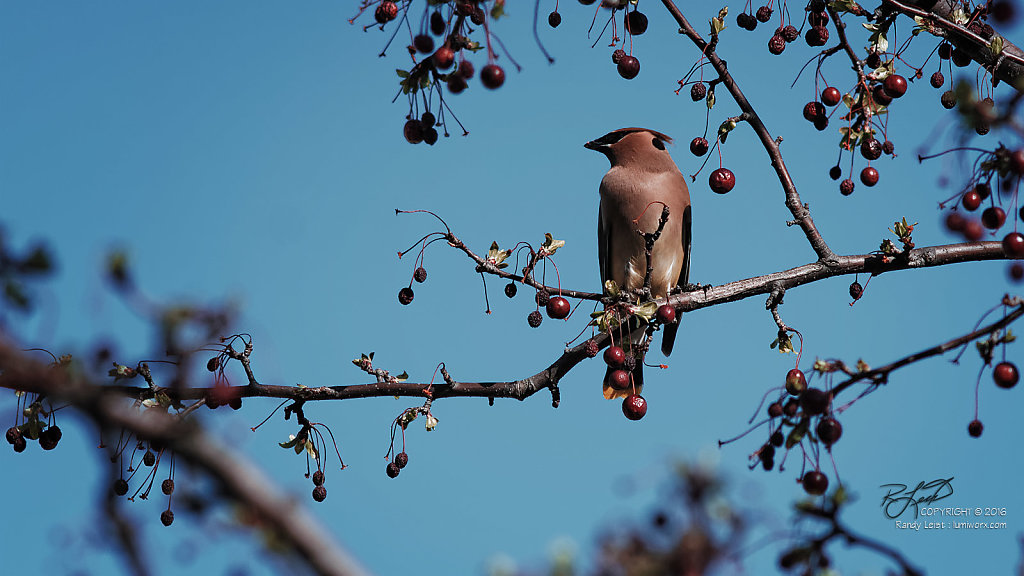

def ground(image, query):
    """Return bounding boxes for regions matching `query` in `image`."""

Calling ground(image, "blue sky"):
[1,2,1022,575]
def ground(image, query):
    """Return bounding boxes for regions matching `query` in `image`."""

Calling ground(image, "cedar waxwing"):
[585,128,691,399]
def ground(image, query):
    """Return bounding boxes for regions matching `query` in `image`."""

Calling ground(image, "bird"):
[584,128,691,399]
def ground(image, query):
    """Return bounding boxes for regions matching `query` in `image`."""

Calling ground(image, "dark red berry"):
[975,182,991,200]
[938,43,952,59]
[656,304,676,324]
[982,206,1006,230]
[609,369,631,390]
[113,478,129,496]
[312,470,325,486]
[849,281,863,300]
[394,451,409,469]
[162,479,175,495]
[962,190,983,211]
[430,11,446,35]
[611,49,625,64]
[813,116,829,131]
[865,52,881,69]
[1010,150,1024,175]
[945,212,966,232]
[413,267,427,283]
[1010,262,1024,281]
[1003,232,1024,258]
[992,1,1015,23]
[882,140,895,155]
[690,137,709,156]
[527,310,543,328]
[579,0,597,5]
[883,74,907,98]
[622,394,647,420]
[583,340,600,358]
[413,34,435,54]
[229,396,242,410]
[839,178,854,196]
[39,426,60,450]
[604,345,626,368]
[690,82,706,102]
[375,1,398,24]
[433,46,455,70]
[422,129,439,146]
[968,419,983,437]
[398,287,414,305]
[447,74,467,94]
[768,402,783,418]
[625,10,648,35]
[930,71,944,88]
[785,368,807,395]
[709,168,735,194]
[828,165,842,180]
[805,25,828,46]
[736,12,757,30]
[808,10,829,26]
[951,46,971,67]
[768,34,786,55]
[5,426,21,445]
[940,90,957,109]
[548,11,561,28]
[312,485,327,502]
[770,430,784,446]
[860,138,882,161]
[504,283,517,298]
[781,25,799,42]
[617,55,640,80]
[821,87,841,107]
[816,417,843,445]
[756,5,772,22]
[546,296,571,319]
[481,64,505,89]
[783,399,799,417]
[403,119,424,144]
[994,361,1019,388]
[160,510,174,526]
[386,462,401,478]
[963,219,985,241]
[802,101,825,122]
[872,85,893,106]
[801,388,830,415]
[12,435,26,453]
[206,356,220,372]
[860,166,879,187]
[535,289,550,306]
[457,60,475,79]
[803,470,829,495]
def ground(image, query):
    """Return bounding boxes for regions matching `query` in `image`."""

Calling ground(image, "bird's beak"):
[584,139,606,152]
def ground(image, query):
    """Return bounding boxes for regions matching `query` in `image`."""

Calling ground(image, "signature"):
[880,477,954,519]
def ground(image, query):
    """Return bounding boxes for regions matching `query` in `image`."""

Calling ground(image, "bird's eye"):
[652,137,665,150]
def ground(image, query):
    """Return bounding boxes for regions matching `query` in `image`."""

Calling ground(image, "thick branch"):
[660,0,837,263]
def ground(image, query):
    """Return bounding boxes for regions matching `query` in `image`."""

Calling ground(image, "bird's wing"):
[598,201,611,286]
[679,203,692,288]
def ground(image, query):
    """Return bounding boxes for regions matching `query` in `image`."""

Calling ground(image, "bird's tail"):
[662,320,680,356]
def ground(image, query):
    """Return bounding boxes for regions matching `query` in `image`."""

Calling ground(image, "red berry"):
[768,402,783,418]
[5,426,20,445]
[1010,262,1024,281]
[768,34,786,55]
[398,287,414,305]
[938,43,952,59]
[395,451,409,469]
[386,462,401,478]
[1011,149,1024,176]
[481,64,505,89]
[961,190,982,211]
[963,219,985,241]
[800,388,830,415]
[690,137,709,156]
[548,11,561,28]
[457,60,475,79]
[802,101,825,122]
[413,266,427,283]
[951,46,971,67]
[883,74,907,98]
[860,137,882,160]
[617,55,640,80]
[968,419,984,437]
[860,166,879,186]
[690,82,706,101]
[940,90,957,109]
[785,369,807,395]
[546,296,571,319]
[803,471,829,495]
[930,71,944,88]
[982,206,1006,230]
[816,417,843,445]
[312,470,325,486]
[403,120,424,144]
[374,1,398,24]
[882,140,895,155]
[1003,232,1024,258]
[624,11,648,35]
[709,168,735,194]
[656,304,676,324]
[160,510,174,526]
[609,369,631,390]
[430,11,446,35]
[535,289,550,306]
[527,310,543,328]
[433,46,455,70]
[447,74,467,94]
[849,281,863,300]
[781,25,799,42]
[872,85,893,106]
[113,479,129,496]
[945,212,966,232]
[622,394,647,420]
[839,178,854,196]
[312,485,327,502]
[413,34,434,54]
[808,10,829,26]
[604,345,626,368]
[821,87,841,106]
[756,5,772,22]
[805,25,828,46]
[994,361,1019,388]
[583,340,600,357]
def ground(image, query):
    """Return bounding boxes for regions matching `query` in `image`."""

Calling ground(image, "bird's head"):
[584,128,674,167]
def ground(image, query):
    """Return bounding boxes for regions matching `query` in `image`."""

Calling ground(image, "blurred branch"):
[0,341,370,576]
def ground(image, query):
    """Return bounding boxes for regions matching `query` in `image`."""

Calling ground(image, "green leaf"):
[279,435,300,449]
[786,418,808,449]
[634,301,658,321]
[604,279,620,297]
[396,69,410,78]
[541,233,565,255]
[395,371,409,383]
[706,90,716,110]
[990,35,1004,56]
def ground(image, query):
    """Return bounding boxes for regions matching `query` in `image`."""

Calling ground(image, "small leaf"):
[541,233,565,255]
[786,418,808,449]
[486,241,512,267]
[706,90,716,110]
[425,414,439,431]
[634,301,658,321]
[279,435,300,450]
[396,69,410,78]
[395,371,409,383]
[604,279,621,297]
[990,35,1004,56]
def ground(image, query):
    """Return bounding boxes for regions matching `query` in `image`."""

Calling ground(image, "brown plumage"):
[585,128,691,399]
